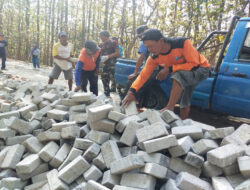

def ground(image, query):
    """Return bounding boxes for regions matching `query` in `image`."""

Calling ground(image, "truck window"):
[239,29,250,61]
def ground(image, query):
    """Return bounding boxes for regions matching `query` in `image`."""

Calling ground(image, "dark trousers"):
[81,70,98,96]
[0,53,6,69]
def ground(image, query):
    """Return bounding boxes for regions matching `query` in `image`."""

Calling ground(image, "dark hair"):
[141,29,163,41]
[99,30,110,38]
[85,40,98,53]
[136,25,148,37]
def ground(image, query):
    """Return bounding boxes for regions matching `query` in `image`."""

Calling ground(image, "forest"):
[0,0,249,66]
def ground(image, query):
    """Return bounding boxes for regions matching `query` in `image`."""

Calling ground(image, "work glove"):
[100,56,109,63]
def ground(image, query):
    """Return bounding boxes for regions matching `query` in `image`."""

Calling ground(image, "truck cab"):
[115,16,250,119]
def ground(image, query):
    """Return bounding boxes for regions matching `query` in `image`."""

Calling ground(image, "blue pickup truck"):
[115,16,250,119]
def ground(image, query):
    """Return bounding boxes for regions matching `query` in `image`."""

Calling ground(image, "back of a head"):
[85,40,98,53]
[99,30,110,38]
[141,29,163,41]
[136,25,148,37]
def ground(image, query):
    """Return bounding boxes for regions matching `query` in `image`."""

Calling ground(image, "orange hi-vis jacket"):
[78,49,101,71]
[131,38,210,92]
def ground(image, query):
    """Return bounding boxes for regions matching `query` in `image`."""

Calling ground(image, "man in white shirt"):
[48,31,75,91]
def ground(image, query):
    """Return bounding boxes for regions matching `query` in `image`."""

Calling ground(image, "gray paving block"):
[161,110,180,124]
[212,177,234,190]
[58,156,90,184]
[0,128,16,139]
[41,93,59,102]
[160,179,180,190]
[137,151,169,167]
[88,104,114,123]
[23,136,43,153]
[101,170,120,189]
[17,163,49,180]
[85,180,110,190]
[141,163,167,179]
[176,172,212,190]
[16,154,41,174]
[113,185,144,190]
[83,143,101,162]
[108,111,126,122]
[72,92,92,102]
[80,124,90,137]
[18,104,37,118]
[47,109,69,121]
[50,143,71,168]
[192,139,218,155]
[143,135,178,153]
[202,161,223,178]
[90,119,116,134]
[124,101,138,116]
[120,146,138,157]
[93,153,107,170]
[222,162,239,176]
[69,104,86,112]
[61,126,80,139]
[238,156,250,178]
[235,179,250,190]
[87,130,110,144]
[37,130,61,142]
[0,169,17,180]
[171,125,203,140]
[208,127,235,139]
[116,115,141,133]
[32,172,48,183]
[38,141,59,162]
[0,177,27,190]
[47,169,69,190]
[31,105,52,121]
[120,173,156,190]
[69,112,88,124]
[207,144,245,167]
[226,174,246,188]
[0,103,11,112]
[168,136,194,157]
[84,165,103,181]
[61,98,79,106]
[184,152,204,169]
[9,118,33,134]
[0,110,20,120]
[73,138,94,150]
[51,121,78,132]
[58,148,83,171]
[110,154,144,174]
[24,181,47,190]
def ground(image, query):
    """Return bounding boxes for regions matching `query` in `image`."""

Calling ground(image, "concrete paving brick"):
[83,143,100,162]
[61,126,80,139]
[120,146,137,157]
[160,179,180,190]
[31,105,52,121]
[80,124,90,137]
[61,98,79,106]
[1,144,25,169]
[116,115,141,133]
[208,127,235,139]
[88,130,110,144]
[37,130,61,142]
[38,141,59,162]
[124,101,138,116]
[137,151,169,167]
[18,104,37,118]
[0,128,16,139]
[85,180,110,190]
[90,119,116,134]
[32,172,48,183]
[120,173,156,190]
[58,156,90,184]
[47,169,69,190]
[170,119,185,128]
[222,162,239,176]
[23,136,43,153]
[88,104,113,123]
[184,152,204,169]
[50,143,71,168]
[207,143,245,167]
[235,179,250,190]
[0,169,17,180]
[176,172,213,190]
[136,122,168,143]
[0,110,20,120]
[84,165,103,181]
[110,154,144,174]
[237,156,250,178]
[16,154,41,174]
[24,181,47,190]
[108,110,126,122]
[101,170,120,189]
[226,174,246,188]
[58,148,83,171]
[120,121,144,146]
[101,140,122,168]
[191,139,218,155]
[9,118,33,135]
[141,163,167,179]
[47,109,69,121]
[169,158,201,177]
[72,92,92,102]
[17,163,49,180]
[41,93,59,102]
[0,177,27,190]
[69,112,88,123]
[0,102,11,112]
[166,169,177,180]
[113,185,143,190]
[168,136,194,157]
[143,135,178,153]
[72,182,86,190]
[212,177,234,190]
[171,125,203,140]
[51,121,77,132]
[69,104,86,112]
[73,138,94,150]
[93,153,107,170]
[202,161,223,178]
[161,110,180,124]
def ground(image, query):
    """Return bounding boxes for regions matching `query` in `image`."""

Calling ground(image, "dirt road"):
[1,59,248,128]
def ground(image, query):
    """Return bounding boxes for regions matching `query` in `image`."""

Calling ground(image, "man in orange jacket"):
[122,29,210,119]
[74,40,101,95]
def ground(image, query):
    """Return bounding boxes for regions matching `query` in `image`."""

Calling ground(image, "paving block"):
[116,115,141,133]
[207,143,245,167]
[235,179,250,190]
[0,177,27,190]
[202,161,223,178]
[38,141,59,162]
[69,112,88,123]
[136,122,168,143]
[0,110,20,120]
[61,126,80,139]
[110,154,144,174]
[166,169,177,180]
[24,181,47,190]
[113,185,143,190]
[124,101,138,116]
[16,154,41,174]
[58,148,83,171]
[23,136,43,153]
[47,169,69,190]
[171,125,203,140]
[1,144,25,169]
[80,124,90,137]
[93,153,107,170]
[84,165,103,181]
[237,156,250,178]
[47,109,69,121]
[0,102,11,112]
[88,104,113,123]
[176,172,212,190]
[143,135,178,153]
[87,130,110,144]
[18,104,37,118]
[160,179,180,190]
[72,92,92,102]
[222,162,239,176]
[0,128,16,139]
[101,140,122,168]
[161,110,180,124]
[212,177,234,190]
[101,170,120,189]
[32,172,48,183]
[120,173,156,190]
[169,158,201,177]
[85,180,110,190]
[83,143,101,162]
[51,121,77,132]
[208,127,235,139]
[168,136,194,157]
[50,143,71,168]
[170,119,185,128]
[37,130,61,142]
[9,117,33,134]
[137,151,169,167]
[184,152,204,169]
[141,163,167,179]
[58,156,90,184]
[41,93,59,102]
[69,104,86,112]
[0,169,17,180]
[32,105,52,121]
[90,119,116,134]
[61,98,79,106]
[108,111,126,122]
[120,146,137,157]
[73,138,94,150]
[191,139,218,155]
[226,174,246,188]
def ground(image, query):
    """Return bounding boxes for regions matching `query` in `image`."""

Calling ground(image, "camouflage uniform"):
[99,40,118,96]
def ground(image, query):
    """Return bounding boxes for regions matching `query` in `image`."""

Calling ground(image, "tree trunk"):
[64,0,68,32]
[104,0,109,30]
[25,0,30,60]
[36,0,40,44]
[50,0,56,66]
[81,0,86,47]
[0,0,5,32]
[87,0,92,39]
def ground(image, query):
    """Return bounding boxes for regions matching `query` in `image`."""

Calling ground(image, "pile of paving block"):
[0,72,250,190]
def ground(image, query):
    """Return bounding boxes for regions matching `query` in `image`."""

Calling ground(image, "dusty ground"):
[1,59,249,128]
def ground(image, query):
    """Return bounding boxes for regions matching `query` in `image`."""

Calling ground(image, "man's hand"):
[122,91,136,108]
[74,86,81,92]
[156,67,170,81]
[100,56,109,63]
[128,73,137,80]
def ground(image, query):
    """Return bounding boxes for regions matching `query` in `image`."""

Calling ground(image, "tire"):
[142,84,169,110]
